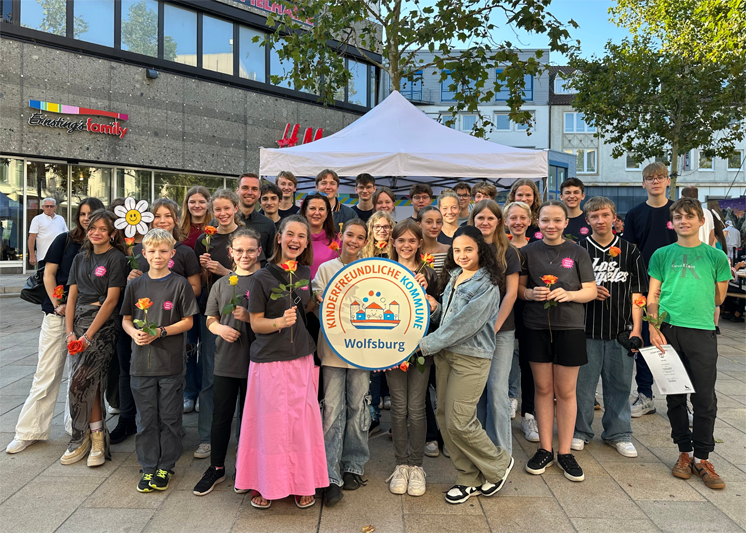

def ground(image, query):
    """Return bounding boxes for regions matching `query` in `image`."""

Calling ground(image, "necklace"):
[542,241,562,265]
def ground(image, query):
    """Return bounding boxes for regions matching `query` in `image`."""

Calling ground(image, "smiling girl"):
[362,211,395,259]
[507,179,543,241]
[181,186,213,249]
[235,215,327,509]
[417,206,450,273]
[518,201,597,482]
[62,210,128,467]
[437,191,460,245]
[312,219,369,507]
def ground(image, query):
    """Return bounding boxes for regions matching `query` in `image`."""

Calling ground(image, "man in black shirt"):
[259,182,283,229]
[275,171,300,219]
[621,162,677,417]
[235,174,276,266]
[560,178,591,242]
[352,173,376,222]
[574,197,647,458]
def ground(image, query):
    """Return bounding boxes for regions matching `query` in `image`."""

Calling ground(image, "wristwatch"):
[159,327,168,338]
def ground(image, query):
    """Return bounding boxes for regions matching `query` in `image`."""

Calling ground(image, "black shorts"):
[522,329,587,367]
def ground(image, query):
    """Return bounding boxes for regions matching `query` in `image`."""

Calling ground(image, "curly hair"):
[438,225,503,290]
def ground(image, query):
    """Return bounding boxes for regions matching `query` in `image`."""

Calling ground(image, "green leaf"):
[133,319,145,328]
[417,356,425,365]
[270,294,283,300]
[271,287,285,294]
[222,303,236,315]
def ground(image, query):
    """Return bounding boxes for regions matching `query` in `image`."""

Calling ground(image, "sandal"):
[249,491,271,509]
[294,495,316,509]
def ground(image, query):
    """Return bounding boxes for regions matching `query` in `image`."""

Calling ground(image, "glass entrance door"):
[0,158,24,263]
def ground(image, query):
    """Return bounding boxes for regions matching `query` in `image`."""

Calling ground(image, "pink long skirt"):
[234,355,329,500]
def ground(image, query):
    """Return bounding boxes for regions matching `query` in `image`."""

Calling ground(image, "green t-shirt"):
[648,243,731,330]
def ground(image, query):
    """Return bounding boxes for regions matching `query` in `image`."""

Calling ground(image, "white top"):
[312,257,357,369]
[29,213,68,260]
[724,225,741,248]
[699,208,714,246]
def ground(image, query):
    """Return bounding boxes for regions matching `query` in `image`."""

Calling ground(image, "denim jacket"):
[418,267,501,360]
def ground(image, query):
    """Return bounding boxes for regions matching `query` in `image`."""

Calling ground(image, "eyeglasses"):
[372,225,392,231]
[43,205,55,208]
[412,195,431,202]
[644,176,668,183]
[457,194,472,199]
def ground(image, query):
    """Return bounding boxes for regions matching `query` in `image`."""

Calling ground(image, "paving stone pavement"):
[1,297,745,533]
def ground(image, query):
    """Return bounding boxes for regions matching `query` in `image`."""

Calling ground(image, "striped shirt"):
[581,236,648,340]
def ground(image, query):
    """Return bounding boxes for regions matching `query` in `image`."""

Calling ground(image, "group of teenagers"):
[6,162,734,510]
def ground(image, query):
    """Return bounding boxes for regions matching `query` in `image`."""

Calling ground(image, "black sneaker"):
[369,419,381,436]
[109,418,137,445]
[557,453,585,482]
[193,465,227,496]
[324,484,344,507]
[526,448,554,475]
[342,472,367,491]
[149,469,173,491]
[137,472,155,493]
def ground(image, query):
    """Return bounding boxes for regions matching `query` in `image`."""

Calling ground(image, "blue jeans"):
[184,318,202,402]
[322,366,371,487]
[574,338,634,443]
[368,372,389,421]
[508,339,520,399]
[635,322,654,398]
[476,330,515,455]
[198,314,216,444]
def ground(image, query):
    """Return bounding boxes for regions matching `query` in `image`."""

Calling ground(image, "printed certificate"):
[639,344,695,395]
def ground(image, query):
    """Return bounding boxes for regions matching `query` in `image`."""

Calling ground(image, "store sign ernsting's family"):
[27,100,129,139]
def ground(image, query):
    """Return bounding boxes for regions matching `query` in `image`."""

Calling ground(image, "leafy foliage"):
[258,0,577,136]
[121,0,177,59]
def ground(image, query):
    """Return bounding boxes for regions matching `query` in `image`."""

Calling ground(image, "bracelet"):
[82,334,92,345]
[66,332,75,338]
[273,321,281,331]
[524,288,531,301]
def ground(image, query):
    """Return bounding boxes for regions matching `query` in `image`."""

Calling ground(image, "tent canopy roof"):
[259,91,548,181]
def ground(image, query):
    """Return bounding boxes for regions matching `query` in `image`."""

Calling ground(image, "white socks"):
[90,420,103,432]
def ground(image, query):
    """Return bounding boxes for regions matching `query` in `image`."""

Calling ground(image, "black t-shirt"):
[248,264,316,363]
[42,232,81,314]
[565,214,592,243]
[527,225,543,243]
[278,204,300,219]
[351,205,374,222]
[621,200,678,266]
[521,240,595,330]
[437,232,453,246]
[67,247,128,306]
[121,273,200,377]
[194,230,238,313]
[487,244,522,333]
[238,210,277,265]
[205,272,256,378]
[580,236,648,339]
[132,241,201,278]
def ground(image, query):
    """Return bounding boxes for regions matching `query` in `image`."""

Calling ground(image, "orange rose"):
[541,275,558,287]
[204,225,218,236]
[68,340,85,355]
[52,285,65,300]
[422,253,434,265]
[376,240,387,250]
[507,234,513,241]
[282,260,298,273]
[399,361,409,371]
[135,298,154,310]
[328,241,340,252]
[124,237,135,247]
[608,246,622,258]
[634,296,647,308]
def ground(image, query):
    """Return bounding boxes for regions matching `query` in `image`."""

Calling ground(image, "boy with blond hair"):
[646,198,731,490]
[122,228,199,492]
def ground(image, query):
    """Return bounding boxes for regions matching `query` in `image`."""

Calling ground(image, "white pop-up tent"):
[259,91,547,192]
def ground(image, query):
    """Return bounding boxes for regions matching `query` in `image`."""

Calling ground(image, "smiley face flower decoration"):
[270,261,309,343]
[114,197,153,239]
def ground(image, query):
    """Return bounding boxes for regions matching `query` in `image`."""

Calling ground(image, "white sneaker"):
[106,404,120,415]
[442,445,450,458]
[6,438,37,454]
[195,398,200,413]
[194,443,211,459]
[509,398,518,420]
[183,399,195,413]
[424,440,440,457]
[407,466,426,496]
[630,393,656,418]
[522,413,540,443]
[609,441,638,458]
[383,396,391,410]
[386,464,409,495]
[571,438,585,451]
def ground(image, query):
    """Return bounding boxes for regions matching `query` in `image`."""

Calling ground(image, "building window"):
[440,114,455,129]
[554,74,574,94]
[21,0,67,36]
[515,112,533,131]
[74,0,114,47]
[202,15,234,75]
[564,112,596,133]
[698,151,713,171]
[163,4,197,66]
[625,153,641,170]
[238,26,265,82]
[494,114,511,131]
[348,59,368,106]
[400,71,423,101]
[154,173,226,209]
[441,71,457,102]
[728,150,744,170]
[495,70,533,101]
[1,0,13,24]
[461,114,477,132]
[117,169,152,202]
[270,47,293,89]
[565,149,597,174]
[121,0,159,57]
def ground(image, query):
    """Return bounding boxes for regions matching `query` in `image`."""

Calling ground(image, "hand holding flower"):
[232,306,250,323]
[217,324,241,343]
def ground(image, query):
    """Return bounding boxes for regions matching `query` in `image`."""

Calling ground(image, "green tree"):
[32,0,87,37]
[569,35,746,198]
[121,0,177,59]
[259,0,577,136]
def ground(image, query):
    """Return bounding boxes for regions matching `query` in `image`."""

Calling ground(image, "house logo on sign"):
[27,100,129,139]
[350,292,401,330]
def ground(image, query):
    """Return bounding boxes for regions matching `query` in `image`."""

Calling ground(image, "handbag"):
[20,233,72,306]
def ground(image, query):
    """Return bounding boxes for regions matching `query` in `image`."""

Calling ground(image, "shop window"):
[270,47,293,89]
[121,0,159,57]
[21,0,68,36]
[728,150,744,171]
[164,3,197,67]
[0,158,24,263]
[203,15,234,76]
[1,0,13,23]
[71,166,112,212]
[239,26,265,82]
[74,0,114,47]
[154,173,225,209]
[348,59,368,106]
[117,169,152,202]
